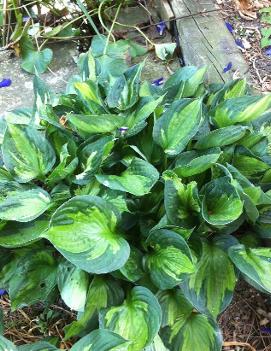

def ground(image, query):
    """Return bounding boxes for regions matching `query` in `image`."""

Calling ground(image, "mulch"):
[218,0,271,92]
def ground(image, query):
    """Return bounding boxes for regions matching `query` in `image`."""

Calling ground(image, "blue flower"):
[118,127,129,136]
[0,79,12,88]
[223,62,233,73]
[265,47,271,56]
[23,16,31,22]
[0,289,6,296]
[152,77,164,86]
[156,21,166,36]
[225,22,234,33]
[235,38,245,49]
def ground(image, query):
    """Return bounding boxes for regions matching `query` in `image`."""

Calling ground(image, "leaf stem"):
[103,2,122,55]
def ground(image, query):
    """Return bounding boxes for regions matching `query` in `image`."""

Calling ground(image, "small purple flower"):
[156,21,166,36]
[265,47,271,56]
[261,327,271,334]
[225,22,234,33]
[0,289,6,296]
[223,62,233,73]
[152,77,164,86]
[23,16,31,22]
[0,79,11,88]
[119,126,129,136]
[235,38,245,49]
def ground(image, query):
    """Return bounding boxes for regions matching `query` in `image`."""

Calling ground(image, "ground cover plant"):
[0,34,271,350]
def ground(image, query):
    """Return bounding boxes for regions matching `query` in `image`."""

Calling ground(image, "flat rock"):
[0,42,78,115]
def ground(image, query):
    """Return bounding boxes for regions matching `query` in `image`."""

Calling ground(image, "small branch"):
[223,341,256,351]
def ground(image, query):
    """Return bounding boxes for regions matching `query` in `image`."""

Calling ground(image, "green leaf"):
[20,36,53,74]
[162,298,223,351]
[0,187,51,223]
[163,66,207,99]
[0,335,17,350]
[2,249,57,310]
[213,95,271,127]
[107,63,144,110]
[18,341,59,351]
[65,276,124,340]
[70,329,130,351]
[46,143,78,187]
[100,286,162,351]
[194,126,249,150]
[96,158,159,196]
[123,96,164,137]
[229,244,271,293]
[143,335,169,351]
[2,124,56,183]
[260,27,271,48]
[48,195,130,273]
[145,229,195,290]
[164,172,200,228]
[157,289,189,328]
[115,246,144,282]
[181,236,238,319]
[174,149,221,177]
[201,177,243,226]
[57,260,89,312]
[154,43,176,60]
[0,217,48,248]
[74,80,104,113]
[68,114,124,136]
[153,99,202,156]
[75,136,114,185]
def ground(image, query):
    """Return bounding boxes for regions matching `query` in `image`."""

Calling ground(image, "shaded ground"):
[218,0,271,92]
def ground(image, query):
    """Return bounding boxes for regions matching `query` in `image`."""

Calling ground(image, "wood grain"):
[170,0,250,83]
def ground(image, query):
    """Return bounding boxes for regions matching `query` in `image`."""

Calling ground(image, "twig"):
[103,2,122,55]
[223,341,256,351]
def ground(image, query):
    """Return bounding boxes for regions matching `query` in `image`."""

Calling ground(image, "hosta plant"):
[1,35,271,351]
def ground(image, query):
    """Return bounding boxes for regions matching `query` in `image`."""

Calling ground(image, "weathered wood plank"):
[155,0,175,29]
[170,0,250,83]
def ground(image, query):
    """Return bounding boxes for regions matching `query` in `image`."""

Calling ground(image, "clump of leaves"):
[1,35,271,351]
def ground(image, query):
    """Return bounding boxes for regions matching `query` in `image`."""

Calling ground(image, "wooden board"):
[170,0,250,83]
[156,0,175,29]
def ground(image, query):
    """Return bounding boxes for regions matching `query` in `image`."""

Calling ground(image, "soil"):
[217,0,271,92]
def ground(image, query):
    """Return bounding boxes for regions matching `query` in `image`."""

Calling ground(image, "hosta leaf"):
[181,236,238,318]
[2,249,57,310]
[2,124,56,183]
[201,177,243,226]
[18,341,59,351]
[75,136,114,185]
[0,187,51,223]
[0,335,17,350]
[145,229,195,290]
[96,158,159,196]
[65,276,124,340]
[163,66,207,100]
[154,43,176,61]
[164,172,200,227]
[229,245,271,293]
[123,96,164,137]
[143,335,169,351]
[57,261,89,312]
[68,114,123,135]
[162,304,222,351]
[70,329,130,351]
[153,99,202,156]
[157,289,190,328]
[100,286,162,351]
[114,246,144,282]
[233,152,269,178]
[194,126,249,150]
[107,63,144,110]
[46,144,78,187]
[0,217,48,248]
[174,149,221,177]
[74,80,104,113]
[213,95,271,127]
[48,195,130,273]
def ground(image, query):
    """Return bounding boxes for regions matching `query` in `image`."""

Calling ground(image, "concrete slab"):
[0,42,78,114]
